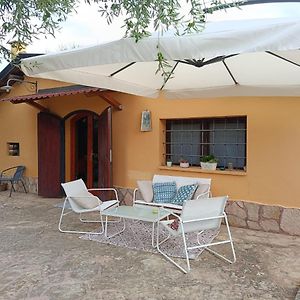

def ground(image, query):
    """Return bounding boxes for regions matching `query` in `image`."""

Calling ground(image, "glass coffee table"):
[102,205,170,247]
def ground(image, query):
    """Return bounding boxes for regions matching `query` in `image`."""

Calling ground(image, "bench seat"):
[133,174,211,212]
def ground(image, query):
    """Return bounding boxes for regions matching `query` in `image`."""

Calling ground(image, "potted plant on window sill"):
[179,159,190,168]
[166,156,172,167]
[200,155,218,170]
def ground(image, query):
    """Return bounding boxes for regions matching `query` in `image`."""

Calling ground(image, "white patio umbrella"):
[21,17,300,99]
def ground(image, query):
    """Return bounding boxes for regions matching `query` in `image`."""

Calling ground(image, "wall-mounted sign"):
[140,110,152,132]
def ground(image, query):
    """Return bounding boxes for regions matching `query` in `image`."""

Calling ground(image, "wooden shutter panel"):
[98,107,112,190]
[37,112,62,197]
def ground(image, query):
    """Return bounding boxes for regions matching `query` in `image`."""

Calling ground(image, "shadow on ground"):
[0,191,299,300]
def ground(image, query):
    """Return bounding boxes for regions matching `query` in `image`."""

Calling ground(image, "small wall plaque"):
[140,110,152,132]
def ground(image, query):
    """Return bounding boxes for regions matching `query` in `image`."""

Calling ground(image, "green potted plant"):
[200,155,218,170]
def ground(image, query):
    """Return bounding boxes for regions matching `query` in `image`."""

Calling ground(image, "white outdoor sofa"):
[133,174,212,212]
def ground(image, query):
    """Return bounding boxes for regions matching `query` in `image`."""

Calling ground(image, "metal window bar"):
[164,117,247,169]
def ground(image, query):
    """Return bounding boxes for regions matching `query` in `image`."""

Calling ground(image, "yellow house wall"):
[0,77,299,208]
[111,93,300,209]
[0,77,62,177]
[0,78,108,178]
[0,101,38,177]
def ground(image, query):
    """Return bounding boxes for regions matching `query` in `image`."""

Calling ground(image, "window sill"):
[159,165,247,176]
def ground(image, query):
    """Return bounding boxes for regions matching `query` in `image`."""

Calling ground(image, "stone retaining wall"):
[5,176,38,194]
[116,187,300,236]
[225,201,300,236]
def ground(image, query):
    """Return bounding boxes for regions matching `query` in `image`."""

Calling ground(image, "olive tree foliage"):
[0,0,238,74]
[0,0,78,61]
[99,0,238,41]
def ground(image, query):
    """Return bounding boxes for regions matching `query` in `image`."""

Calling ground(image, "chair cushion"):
[137,180,153,203]
[153,182,177,203]
[193,183,210,199]
[71,190,100,209]
[171,184,198,205]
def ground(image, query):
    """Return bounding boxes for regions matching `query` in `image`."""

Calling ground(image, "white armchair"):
[59,179,119,235]
[157,196,236,273]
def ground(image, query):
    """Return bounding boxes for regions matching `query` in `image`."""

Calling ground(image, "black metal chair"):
[0,166,27,197]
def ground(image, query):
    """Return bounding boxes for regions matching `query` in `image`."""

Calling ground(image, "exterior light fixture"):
[0,77,37,93]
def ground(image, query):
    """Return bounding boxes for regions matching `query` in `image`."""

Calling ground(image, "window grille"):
[165,117,247,169]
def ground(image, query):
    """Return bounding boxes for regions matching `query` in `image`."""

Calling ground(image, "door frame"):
[63,110,98,187]
[62,108,112,189]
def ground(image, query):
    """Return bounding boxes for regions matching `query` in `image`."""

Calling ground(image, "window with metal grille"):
[165,117,247,169]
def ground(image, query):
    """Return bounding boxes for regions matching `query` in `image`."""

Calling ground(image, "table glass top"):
[102,205,170,222]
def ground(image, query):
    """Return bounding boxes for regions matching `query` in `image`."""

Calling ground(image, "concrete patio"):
[0,191,299,300]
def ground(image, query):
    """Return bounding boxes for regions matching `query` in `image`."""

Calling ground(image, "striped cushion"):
[153,182,177,203]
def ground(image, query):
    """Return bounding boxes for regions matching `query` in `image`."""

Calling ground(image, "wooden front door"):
[70,113,97,188]
[70,108,112,189]
[98,107,112,188]
[38,112,62,197]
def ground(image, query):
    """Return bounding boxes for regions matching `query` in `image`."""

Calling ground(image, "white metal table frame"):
[101,205,171,247]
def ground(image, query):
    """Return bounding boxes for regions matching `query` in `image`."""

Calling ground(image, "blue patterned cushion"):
[171,184,198,205]
[153,182,177,203]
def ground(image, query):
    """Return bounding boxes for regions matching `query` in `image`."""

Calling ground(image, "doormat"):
[80,220,218,259]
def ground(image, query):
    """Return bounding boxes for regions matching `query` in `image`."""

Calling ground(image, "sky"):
[1,1,300,70]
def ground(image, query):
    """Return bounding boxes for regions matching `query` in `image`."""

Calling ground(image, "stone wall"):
[5,176,38,194]
[225,201,300,236]
[23,177,38,194]
[115,187,300,236]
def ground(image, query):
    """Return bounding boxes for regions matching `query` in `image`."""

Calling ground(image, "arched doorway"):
[37,107,112,197]
[65,107,112,189]
[70,112,99,187]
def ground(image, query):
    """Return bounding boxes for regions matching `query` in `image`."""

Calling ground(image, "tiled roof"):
[1,86,104,103]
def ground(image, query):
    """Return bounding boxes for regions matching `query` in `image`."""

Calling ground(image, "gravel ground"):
[0,191,299,300]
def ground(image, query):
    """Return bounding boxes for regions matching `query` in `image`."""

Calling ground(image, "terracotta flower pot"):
[180,162,189,168]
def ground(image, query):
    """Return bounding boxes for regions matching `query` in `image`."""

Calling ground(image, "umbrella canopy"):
[21,17,300,99]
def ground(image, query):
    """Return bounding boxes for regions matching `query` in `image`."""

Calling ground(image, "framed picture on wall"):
[140,110,152,132]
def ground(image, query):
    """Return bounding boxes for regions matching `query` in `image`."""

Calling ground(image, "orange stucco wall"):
[112,93,300,208]
[0,101,38,176]
[0,77,300,208]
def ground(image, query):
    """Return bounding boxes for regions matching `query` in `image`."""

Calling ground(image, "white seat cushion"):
[71,190,100,209]
[137,180,153,203]
[193,184,210,199]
